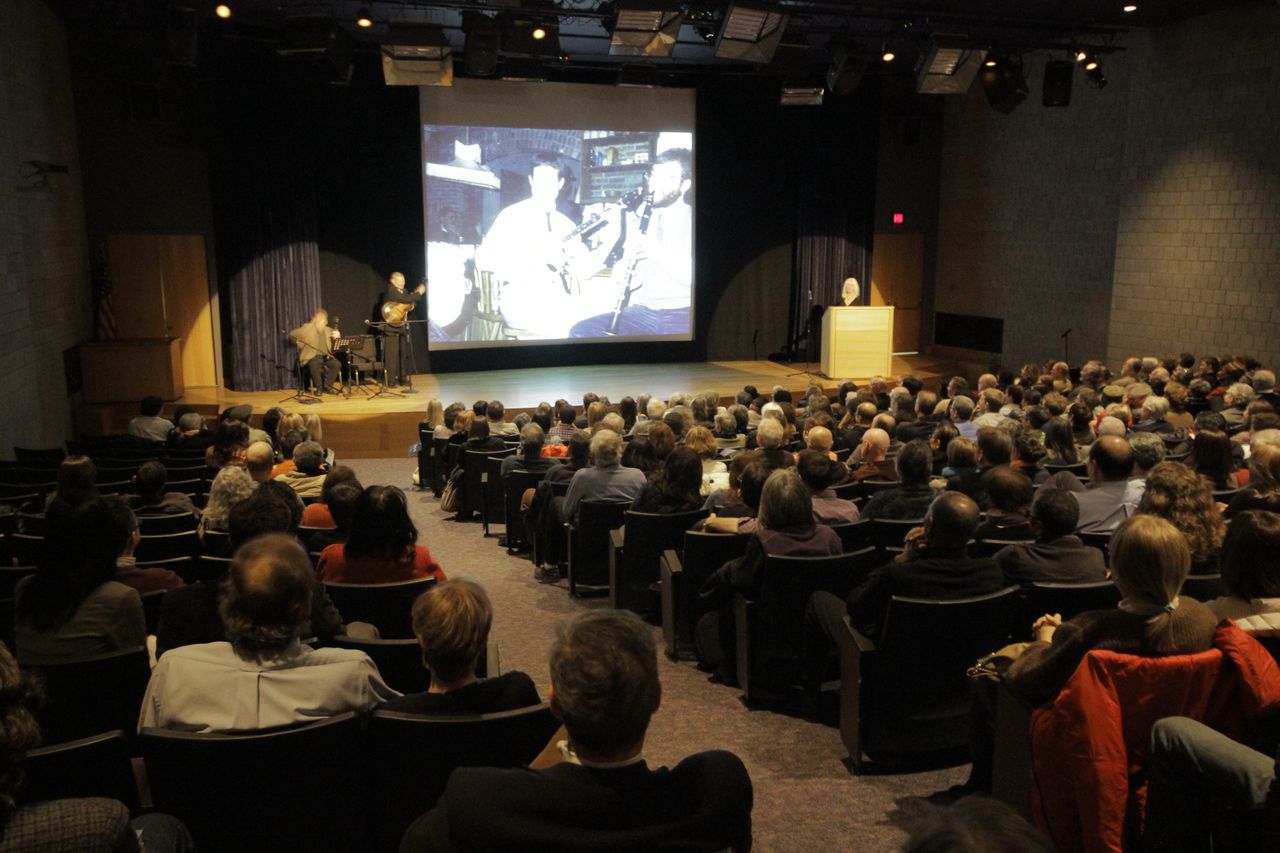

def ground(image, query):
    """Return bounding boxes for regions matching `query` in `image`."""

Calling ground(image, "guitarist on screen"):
[373,271,425,386]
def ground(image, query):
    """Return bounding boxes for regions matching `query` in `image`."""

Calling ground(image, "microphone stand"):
[276,330,322,405]
[367,320,407,398]
[1061,328,1074,365]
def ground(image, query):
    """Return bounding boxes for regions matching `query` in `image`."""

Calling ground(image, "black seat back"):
[327,635,425,694]
[969,538,1036,559]
[22,730,141,814]
[24,646,152,745]
[828,518,872,553]
[142,712,363,853]
[613,508,708,612]
[366,706,560,853]
[567,499,630,595]
[137,512,199,535]
[1018,580,1120,636]
[502,470,547,552]
[746,548,879,692]
[866,587,1020,762]
[1182,573,1227,601]
[323,577,438,639]
[672,530,750,651]
[136,530,200,563]
[480,454,509,533]
[464,449,513,517]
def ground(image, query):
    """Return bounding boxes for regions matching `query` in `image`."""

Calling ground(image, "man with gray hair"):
[562,431,646,525]
[401,609,753,851]
[139,533,395,732]
[1133,396,1175,435]
[501,423,557,478]
[713,410,745,449]
[1252,369,1279,409]
[275,440,327,498]
[950,395,978,440]
[1222,383,1255,429]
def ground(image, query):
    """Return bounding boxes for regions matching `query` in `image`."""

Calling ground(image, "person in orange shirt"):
[317,486,447,585]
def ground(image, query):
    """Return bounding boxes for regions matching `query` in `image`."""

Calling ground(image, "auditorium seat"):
[735,548,880,704]
[479,453,509,536]
[1182,573,1228,601]
[7,532,42,565]
[136,530,200,563]
[324,635,425,694]
[21,730,141,815]
[828,518,872,553]
[323,577,438,639]
[868,517,924,558]
[969,538,1036,559]
[565,499,630,597]
[1016,580,1120,636]
[0,565,35,598]
[142,711,363,853]
[608,508,708,614]
[660,529,750,661]
[137,512,199,535]
[463,448,513,521]
[501,469,547,554]
[13,447,65,466]
[365,705,560,853]
[200,529,232,558]
[839,587,1020,769]
[24,645,151,745]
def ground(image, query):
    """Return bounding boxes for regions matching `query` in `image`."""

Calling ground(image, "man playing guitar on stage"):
[291,309,341,394]
[374,271,425,386]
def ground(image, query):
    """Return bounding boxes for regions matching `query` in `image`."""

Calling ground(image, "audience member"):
[300,465,361,528]
[1137,461,1224,573]
[206,418,250,470]
[849,427,896,482]
[713,410,745,449]
[199,465,256,539]
[940,435,978,480]
[141,533,397,731]
[1190,429,1244,490]
[860,440,937,521]
[1051,435,1142,534]
[994,489,1108,586]
[487,400,518,437]
[307,483,361,552]
[275,439,327,498]
[383,579,540,712]
[401,609,752,852]
[632,447,704,514]
[946,427,1014,509]
[973,466,1033,540]
[128,394,174,442]
[501,423,558,478]
[562,431,647,525]
[1204,510,1280,628]
[244,440,276,483]
[105,497,184,593]
[43,455,97,519]
[14,499,146,664]
[795,449,859,524]
[317,486,447,585]
[1225,442,1280,517]
[129,460,200,518]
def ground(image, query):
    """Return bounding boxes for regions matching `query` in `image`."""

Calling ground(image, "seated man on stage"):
[475,153,615,341]
[291,309,340,395]
[375,271,425,386]
[570,147,693,339]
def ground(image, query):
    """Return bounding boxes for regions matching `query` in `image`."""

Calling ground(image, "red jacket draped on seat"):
[1029,621,1280,853]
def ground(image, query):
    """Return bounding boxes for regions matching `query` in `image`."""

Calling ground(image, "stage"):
[82,355,955,458]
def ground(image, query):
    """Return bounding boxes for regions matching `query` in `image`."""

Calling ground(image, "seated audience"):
[703,450,760,516]
[946,426,1014,509]
[206,418,250,470]
[274,439,327,498]
[994,489,1108,586]
[500,423,558,478]
[860,439,937,521]
[169,410,212,449]
[270,428,306,480]
[435,402,464,441]
[950,395,978,440]
[141,533,397,732]
[894,390,941,444]
[1204,510,1280,628]
[43,455,98,519]
[307,483,361,553]
[562,431,647,525]
[105,497,184,593]
[974,465,1034,540]
[549,405,578,442]
[904,795,1055,853]
[128,394,174,443]
[1190,428,1244,490]
[401,609,753,853]
[15,499,146,665]
[198,465,257,540]
[753,417,795,471]
[939,435,978,479]
[300,465,361,528]
[224,404,270,446]
[1137,461,1225,573]
[1050,435,1143,534]
[447,410,474,446]
[244,440,275,483]
[632,447,705,515]
[1005,514,1218,706]
[317,486,447,585]
[849,427,896,482]
[1225,442,1280,518]
[546,430,590,484]
[158,489,347,656]
[795,449,859,525]
[713,410,745,449]
[127,458,197,517]
[1143,716,1279,853]
[382,579,540,712]
[684,426,727,475]
[486,400,518,437]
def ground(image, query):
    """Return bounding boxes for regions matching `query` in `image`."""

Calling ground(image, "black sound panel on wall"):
[1042,60,1073,107]
[935,312,1003,353]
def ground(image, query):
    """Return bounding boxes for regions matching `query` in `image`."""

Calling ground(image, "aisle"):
[347,458,967,852]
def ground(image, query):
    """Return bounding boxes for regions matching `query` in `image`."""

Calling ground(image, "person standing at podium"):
[840,277,861,306]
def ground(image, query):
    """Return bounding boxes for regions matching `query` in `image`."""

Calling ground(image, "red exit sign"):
[892,212,905,224]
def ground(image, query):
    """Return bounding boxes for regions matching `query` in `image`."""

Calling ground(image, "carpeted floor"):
[348,457,966,853]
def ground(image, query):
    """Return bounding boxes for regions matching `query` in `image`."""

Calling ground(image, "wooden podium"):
[820,306,894,379]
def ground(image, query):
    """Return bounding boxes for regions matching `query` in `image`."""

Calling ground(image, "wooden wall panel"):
[106,234,167,338]
[869,232,924,353]
[160,235,217,387]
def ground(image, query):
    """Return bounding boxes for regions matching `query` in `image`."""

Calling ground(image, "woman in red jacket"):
[317,485,447,585]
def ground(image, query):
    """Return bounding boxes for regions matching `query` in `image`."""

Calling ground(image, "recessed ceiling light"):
[983,58,997,67]
[532,26,547,40]
[882,49,895,62]
[215,4,231,19]
[356,7,373,27]
[1123,4,1138,11]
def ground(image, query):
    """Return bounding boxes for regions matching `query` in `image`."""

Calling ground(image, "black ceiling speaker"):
[463,13,500,77]
[1042,59,1073,107]
[979,55,1029,114]
[826,40,867,95]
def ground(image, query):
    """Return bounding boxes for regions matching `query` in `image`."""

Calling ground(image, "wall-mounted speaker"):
[1043,60,1073,107]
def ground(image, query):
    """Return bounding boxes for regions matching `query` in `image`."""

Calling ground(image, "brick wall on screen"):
[1106,5,1280,365]
[0,0,90,452]
[933,3,1280,371]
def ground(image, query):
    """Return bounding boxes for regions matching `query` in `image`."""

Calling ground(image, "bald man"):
[1040,434,1141,535]
[139,533,397,732]
[245,440,275,483]
[849,427,897,482]
[801,492,1005,706]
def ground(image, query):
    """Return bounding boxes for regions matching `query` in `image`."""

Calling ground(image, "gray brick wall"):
[0,0,90,453]
[934,4,1280,370]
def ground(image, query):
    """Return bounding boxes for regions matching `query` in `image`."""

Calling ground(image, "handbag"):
[439,477,461,513]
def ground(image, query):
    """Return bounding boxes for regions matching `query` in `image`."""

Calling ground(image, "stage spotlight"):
[979,53,1029,114]
[1085,65,1108,89]
[714,3,789,64]
[1075,49,1099,71]
[532,26,547,40]
[356,7,373,28]
[214,3,231,19]
[881,48,895,62]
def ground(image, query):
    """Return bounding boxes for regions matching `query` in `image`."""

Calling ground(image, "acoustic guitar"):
[380,282,427,327]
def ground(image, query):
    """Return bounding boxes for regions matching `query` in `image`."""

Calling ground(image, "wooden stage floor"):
[157,355,952,458]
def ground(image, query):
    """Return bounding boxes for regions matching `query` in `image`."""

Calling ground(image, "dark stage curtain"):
[787,91,880,364]
[209,82,324,392]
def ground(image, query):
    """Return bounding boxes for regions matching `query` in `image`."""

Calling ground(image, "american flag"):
[92,240,117,340]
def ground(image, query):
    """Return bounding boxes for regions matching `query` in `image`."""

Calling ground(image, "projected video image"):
[423,126,693,349]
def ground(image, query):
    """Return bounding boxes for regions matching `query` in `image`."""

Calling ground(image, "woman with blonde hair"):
[303,412,324,444]
[1006,514,1219,705]
[1137,461,1225,573]
[424,398,445,432]
[276,412,305,444]
[683,426,727,475]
